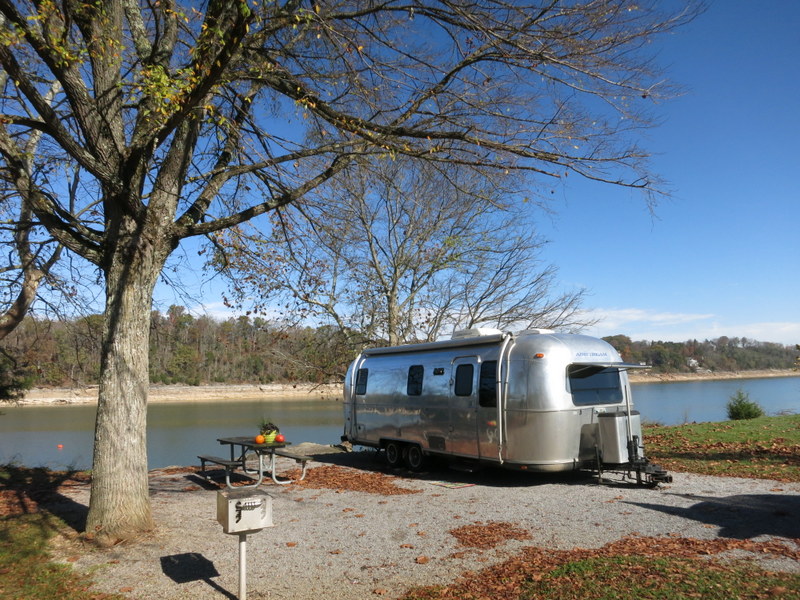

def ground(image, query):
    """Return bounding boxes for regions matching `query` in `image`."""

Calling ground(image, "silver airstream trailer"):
[342,328,671,485]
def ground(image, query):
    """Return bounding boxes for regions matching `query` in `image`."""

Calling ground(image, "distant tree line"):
[1,312,797,390]
[603,335,798,373]
[1,306,354,389]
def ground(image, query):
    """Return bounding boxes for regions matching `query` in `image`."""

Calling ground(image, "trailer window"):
[479,361,497,407]
[567,365,623,406]
[355,368,369,395]
[454,364,474,396]
[407,365,424,396]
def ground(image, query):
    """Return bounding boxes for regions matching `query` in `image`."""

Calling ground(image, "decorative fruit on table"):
[258,417,280,443]
[275,433,285,443]
[255,434,266,444]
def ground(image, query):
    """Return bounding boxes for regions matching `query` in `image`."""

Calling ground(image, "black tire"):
[404,444,425,471]
[385,441,402,467]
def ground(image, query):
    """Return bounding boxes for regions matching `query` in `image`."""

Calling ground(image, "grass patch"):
[524,554,800,600]
[402,537,800,600]
[0,513,113,600]
[644,414,800,482]
[0,465,121,600]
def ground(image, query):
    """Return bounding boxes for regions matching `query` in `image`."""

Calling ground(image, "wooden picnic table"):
[199,436,310,487]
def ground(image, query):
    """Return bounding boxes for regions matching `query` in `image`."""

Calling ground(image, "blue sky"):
[535,1,800,345]
[164,2,799,346]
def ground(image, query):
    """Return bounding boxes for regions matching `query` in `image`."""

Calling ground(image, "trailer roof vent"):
[522,328,555,335]
[451,327,503,339]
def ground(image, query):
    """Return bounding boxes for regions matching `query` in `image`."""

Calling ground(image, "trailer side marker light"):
[487,420,497,427]
[534,353,545,359]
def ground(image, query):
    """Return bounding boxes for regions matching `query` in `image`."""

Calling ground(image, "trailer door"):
[476,360,499,459]
[450,358,480,458]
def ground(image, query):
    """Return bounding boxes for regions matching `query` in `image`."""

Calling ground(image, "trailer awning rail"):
[568,362,650,376]
[572,362,650,368]
[362,333,507,356]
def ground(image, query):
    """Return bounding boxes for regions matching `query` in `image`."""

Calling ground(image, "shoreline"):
[17,382,343,406]
[14,369,799,406]
[628,368,799,384]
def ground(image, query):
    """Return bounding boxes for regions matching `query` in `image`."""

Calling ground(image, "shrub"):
[726,389,765,420]
[0,353,33,402]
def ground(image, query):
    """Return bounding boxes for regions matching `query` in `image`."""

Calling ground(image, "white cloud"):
[709,322,800,346]
[580,308,800,345]
[186,301,241,321]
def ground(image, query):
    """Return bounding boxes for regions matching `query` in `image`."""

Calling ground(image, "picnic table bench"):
[198,455,242,488]
[272,448,311,481]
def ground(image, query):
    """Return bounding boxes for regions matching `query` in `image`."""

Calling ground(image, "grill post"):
[239,532,247,599]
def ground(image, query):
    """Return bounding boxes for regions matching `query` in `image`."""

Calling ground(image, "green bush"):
[726,389,765,420]
[0,353,33,402]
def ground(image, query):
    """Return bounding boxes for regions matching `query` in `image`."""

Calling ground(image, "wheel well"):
[379,438,405,450]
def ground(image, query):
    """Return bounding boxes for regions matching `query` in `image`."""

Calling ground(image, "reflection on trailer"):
[342,329,671,485]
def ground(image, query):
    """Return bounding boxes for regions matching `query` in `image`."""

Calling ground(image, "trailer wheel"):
[404,444,425,471]
[385,442,402,467]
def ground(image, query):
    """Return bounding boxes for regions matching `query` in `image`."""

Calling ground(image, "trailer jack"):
[594,447,672,488]
[630,459,673,487]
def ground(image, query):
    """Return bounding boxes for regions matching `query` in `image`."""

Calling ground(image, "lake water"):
[1,376,798,471]
[0,399,345,472]
[632,376,800,425]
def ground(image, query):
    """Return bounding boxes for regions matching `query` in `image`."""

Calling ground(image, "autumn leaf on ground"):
[450,521,531,549]
[291,465,421,495]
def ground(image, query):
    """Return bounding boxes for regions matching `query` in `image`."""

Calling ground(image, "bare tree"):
[0,198,62,340]
[423,238,593,338]
[223,158,591,346]
[0,0,699,541]
[0,39,64,341]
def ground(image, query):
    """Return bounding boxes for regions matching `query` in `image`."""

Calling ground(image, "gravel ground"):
[54,446,800,600]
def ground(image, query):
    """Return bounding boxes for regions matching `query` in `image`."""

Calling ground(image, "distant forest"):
[1,307,798,388]
[603,335,798,374]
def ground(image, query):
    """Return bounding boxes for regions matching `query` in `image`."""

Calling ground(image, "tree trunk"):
[86,237,165,542]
